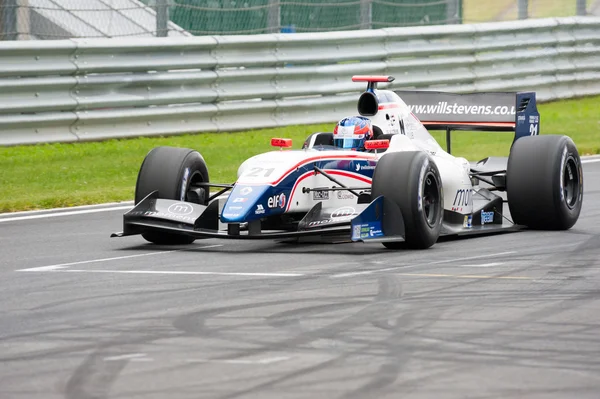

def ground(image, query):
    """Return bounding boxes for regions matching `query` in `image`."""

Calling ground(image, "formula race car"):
[112,75,584,249]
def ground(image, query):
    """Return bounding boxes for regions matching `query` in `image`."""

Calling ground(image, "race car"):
[112,75,584,249]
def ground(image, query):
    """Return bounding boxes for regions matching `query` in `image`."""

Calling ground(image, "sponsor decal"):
[417,159,429,211]
[180,168,190,201]
[463,215,472,228]
[308,219,332,227]
[337,191,355,200]
[338,125,358,138]
[368,228,382,237]
[255,204,265,215]
[233,197,247,203]
[167,202,194,216]
[131,210,195,222]
[228,206,243,210]
[222,213,240,218]
[408,102,516,116]
[528,115,540,135]
[452,189,471,211]
[355,163,376,172]
[267,193,286,209]
[352,222,383,239]
[481,210,494,224]
[312,189,329,200]
[240,187,253,195]
[331,206,356,219]
[559,147,567,201]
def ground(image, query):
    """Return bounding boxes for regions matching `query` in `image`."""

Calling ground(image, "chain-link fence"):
[0,0,597,40]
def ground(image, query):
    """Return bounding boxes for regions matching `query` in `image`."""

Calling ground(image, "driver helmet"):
[333,116,374,151]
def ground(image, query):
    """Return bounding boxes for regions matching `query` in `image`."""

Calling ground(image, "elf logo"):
[267,193,286,209]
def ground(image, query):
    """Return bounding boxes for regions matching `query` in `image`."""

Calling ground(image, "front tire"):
[372,151,444,249]
[506,135,583,230]
[135,146,210,245]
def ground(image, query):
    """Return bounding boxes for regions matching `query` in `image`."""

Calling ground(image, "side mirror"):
[271,138,292,149]
[364,140,389,150]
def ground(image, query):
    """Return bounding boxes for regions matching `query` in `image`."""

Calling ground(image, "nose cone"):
[220,184,270,223]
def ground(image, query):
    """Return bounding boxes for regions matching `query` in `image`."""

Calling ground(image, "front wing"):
[111,191,523,243]
[112,191,358,241]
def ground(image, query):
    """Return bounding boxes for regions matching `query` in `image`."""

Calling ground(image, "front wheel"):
[372,151,444,249]
[135,146,210,245]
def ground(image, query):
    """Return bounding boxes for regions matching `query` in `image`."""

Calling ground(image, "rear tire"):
[135,146,210,245]
[372,151,443,249]
[506,135,583,230]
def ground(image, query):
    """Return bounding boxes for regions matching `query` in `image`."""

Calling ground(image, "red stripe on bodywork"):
[237,154,377,186]
[378,103,400,110]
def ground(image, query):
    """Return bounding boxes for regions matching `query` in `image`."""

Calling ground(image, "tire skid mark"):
[64,328,174,399]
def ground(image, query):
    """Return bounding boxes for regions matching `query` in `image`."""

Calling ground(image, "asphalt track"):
[1,158,599,399]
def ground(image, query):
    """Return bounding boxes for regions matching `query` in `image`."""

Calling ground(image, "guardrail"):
[1,16,600,146]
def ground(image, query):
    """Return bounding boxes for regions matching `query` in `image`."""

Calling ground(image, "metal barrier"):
[1,16,599,146]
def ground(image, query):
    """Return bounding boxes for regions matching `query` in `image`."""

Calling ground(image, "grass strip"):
[1,95,598,213]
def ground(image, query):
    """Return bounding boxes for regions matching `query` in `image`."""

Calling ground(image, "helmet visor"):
[334,138,363,150]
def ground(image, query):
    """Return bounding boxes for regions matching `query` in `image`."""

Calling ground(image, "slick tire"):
[506,135,583,230]
[135,146,210,245]
[372,151,443,249]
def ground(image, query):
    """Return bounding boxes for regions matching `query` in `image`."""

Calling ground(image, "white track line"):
[582,159,600,164]
[331,251,517,278]
[1,201,133,216]
[0,205,133,223]
[15,243,301,277]
[51,269,304,277]
[16,245,222,272]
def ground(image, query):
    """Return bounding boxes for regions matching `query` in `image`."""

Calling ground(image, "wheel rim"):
[562,157,580,209]
[422,172,441,227]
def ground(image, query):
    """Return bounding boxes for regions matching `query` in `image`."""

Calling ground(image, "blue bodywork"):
[220,156,377,224]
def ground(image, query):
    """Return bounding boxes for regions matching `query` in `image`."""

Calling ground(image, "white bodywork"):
[357,88,475,215]
[237,88,475,216]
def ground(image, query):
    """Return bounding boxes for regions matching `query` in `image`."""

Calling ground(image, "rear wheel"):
[372,151,443,249]
[506,135,583,230]
[135,146,210,245]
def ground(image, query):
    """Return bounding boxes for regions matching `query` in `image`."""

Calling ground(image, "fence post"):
[446,0,459,24]
[517,0,528,19]
[1,0,17,40]
[156,0,168,37]
[16,0,29,40]
[576,0,586,15]
[360,0,372,29]
[267,0,280,33]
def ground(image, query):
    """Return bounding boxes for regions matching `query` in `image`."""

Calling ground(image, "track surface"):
[1,160,600,399]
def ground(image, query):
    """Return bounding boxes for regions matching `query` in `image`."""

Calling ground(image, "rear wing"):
[395,91,540,154]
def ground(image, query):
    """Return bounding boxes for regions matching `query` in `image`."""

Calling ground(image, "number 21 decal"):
[246,167,275,177]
